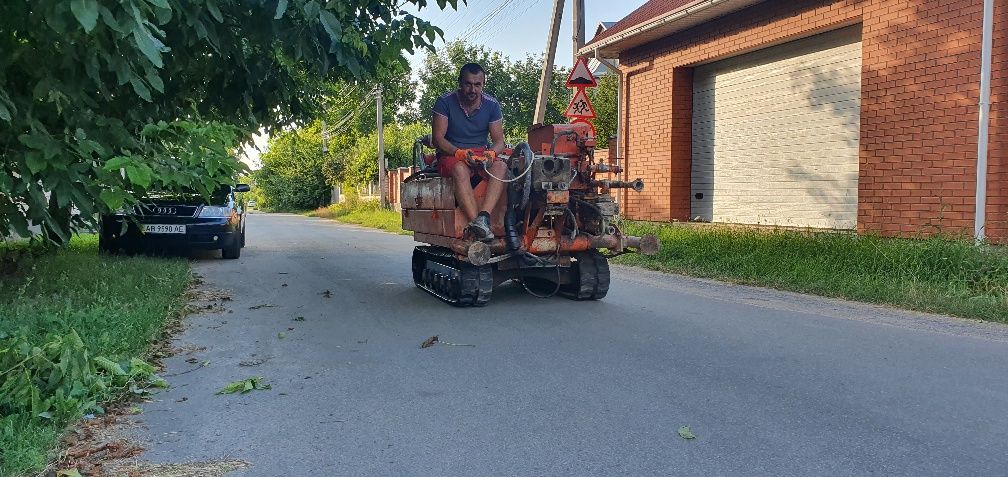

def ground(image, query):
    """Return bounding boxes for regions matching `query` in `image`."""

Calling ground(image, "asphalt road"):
[136,213,1008,476]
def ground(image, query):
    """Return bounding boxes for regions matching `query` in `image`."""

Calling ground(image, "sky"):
[240,0,647,168]
[404,0,646,70]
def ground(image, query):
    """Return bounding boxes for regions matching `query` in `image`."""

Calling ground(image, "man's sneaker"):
[466,213,494,242]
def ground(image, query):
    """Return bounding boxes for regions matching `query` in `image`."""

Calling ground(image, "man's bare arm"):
[488,119,505,155]
[431,113,458,156]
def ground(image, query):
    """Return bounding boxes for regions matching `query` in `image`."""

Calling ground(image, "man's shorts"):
[437,147,490,179]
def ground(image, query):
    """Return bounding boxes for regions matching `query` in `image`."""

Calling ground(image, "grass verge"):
[308,197,408,235]
[304,200,1007,322]
[0,235,191,477]
[616,221,1008,322]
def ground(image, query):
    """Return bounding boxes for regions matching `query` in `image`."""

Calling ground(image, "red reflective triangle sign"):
[566,57,597,88]
[564,88,597,119]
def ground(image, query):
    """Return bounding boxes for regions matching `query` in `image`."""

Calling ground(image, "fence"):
[387,167,419,211]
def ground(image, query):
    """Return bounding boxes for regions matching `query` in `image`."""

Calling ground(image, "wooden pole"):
[376,86,387,208]
[534,0,565,124]
[572,0,585,66]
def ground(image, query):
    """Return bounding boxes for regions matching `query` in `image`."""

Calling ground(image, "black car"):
[99,184,250,259]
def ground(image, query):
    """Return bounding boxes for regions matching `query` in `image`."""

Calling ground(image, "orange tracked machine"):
[400,123,659,306]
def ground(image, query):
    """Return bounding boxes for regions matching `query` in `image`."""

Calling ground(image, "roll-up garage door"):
[691,25,862,229]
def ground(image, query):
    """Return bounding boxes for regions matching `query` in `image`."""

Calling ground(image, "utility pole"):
[572,0,585,66]
[376,86,387,208]
[534,0,564,124]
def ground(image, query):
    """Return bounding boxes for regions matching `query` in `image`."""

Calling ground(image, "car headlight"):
[199,206,232,218]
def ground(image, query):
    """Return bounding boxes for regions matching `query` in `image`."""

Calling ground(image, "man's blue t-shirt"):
[432,91,503,149]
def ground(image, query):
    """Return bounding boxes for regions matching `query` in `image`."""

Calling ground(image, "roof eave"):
[579,0,767,59]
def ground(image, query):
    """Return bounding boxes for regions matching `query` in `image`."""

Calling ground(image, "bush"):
[254,123,337,211]
[344,122,430,187]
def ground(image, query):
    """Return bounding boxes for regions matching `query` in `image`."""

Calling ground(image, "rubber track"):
[413,246,493,307]
[561,251,610,300]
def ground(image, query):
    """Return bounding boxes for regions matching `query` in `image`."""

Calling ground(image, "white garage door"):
[691,25,862,229]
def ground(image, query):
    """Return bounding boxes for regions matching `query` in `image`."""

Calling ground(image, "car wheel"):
[222,236,241,259]
[98,235,117,255]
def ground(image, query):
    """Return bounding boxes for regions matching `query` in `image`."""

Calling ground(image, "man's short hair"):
[458,63,486,83]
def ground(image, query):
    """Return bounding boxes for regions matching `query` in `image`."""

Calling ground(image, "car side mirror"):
[235,184,251,193]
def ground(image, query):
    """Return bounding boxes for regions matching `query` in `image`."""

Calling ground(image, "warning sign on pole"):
[566,57,597,88]
[564,87,597,119]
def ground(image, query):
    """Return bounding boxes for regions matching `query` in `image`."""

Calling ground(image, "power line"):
[459,0,517,42]
[469,0,536,46]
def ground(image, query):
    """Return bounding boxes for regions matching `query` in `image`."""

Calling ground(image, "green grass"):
[0,234,191,477]
[616,222,1008,322]
[304,202,1008,322]
[308,197,409,235]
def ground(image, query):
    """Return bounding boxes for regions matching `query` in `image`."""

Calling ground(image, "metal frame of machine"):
[401,123,659,306]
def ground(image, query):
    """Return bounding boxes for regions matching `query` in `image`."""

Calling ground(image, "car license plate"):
[143,224,186,234]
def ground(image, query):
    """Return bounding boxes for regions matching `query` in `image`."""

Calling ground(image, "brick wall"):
[989,1,1007,239]
[618,0,1006,241]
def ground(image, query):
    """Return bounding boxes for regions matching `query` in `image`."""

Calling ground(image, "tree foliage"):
[253,123,337,211]
[344,122,429,186]
[589,72,618,149]
[0,0,456,243]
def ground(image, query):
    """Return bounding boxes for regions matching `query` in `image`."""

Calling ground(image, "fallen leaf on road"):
[678,425,696,440]
[277,332,286,339]
[249,304,277,310]
[217,377,270,394]
[281,283,288,287]
[293,316,305,321]
[420,336,439,348]
[240,358,267,367]
[321,290,332,298]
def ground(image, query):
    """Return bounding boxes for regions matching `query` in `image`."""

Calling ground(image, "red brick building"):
[580,0,1006,242]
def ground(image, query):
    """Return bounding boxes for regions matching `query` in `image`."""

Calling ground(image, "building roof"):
[581,0,767,59]
[588,0,695,47]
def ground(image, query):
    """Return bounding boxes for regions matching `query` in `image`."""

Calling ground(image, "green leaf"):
[319,10,342,41]
[206,0,223,22]
[678,425,697,440]
[145,0,171,8]
[70,0,99,33]
[104,156,131,171]
[132,25,165,68]
[56,469,83,477]
[274,0,289,19]
[217,376,270,395]
[126,164,152,188]
[99,189,126,209]
[130,77,153,102]
[94,356,127,376]
[100,6,125,32]
[145,68,164,93]
[0,101,10,122]
[24,152,47,174]
[303,0,320,18]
